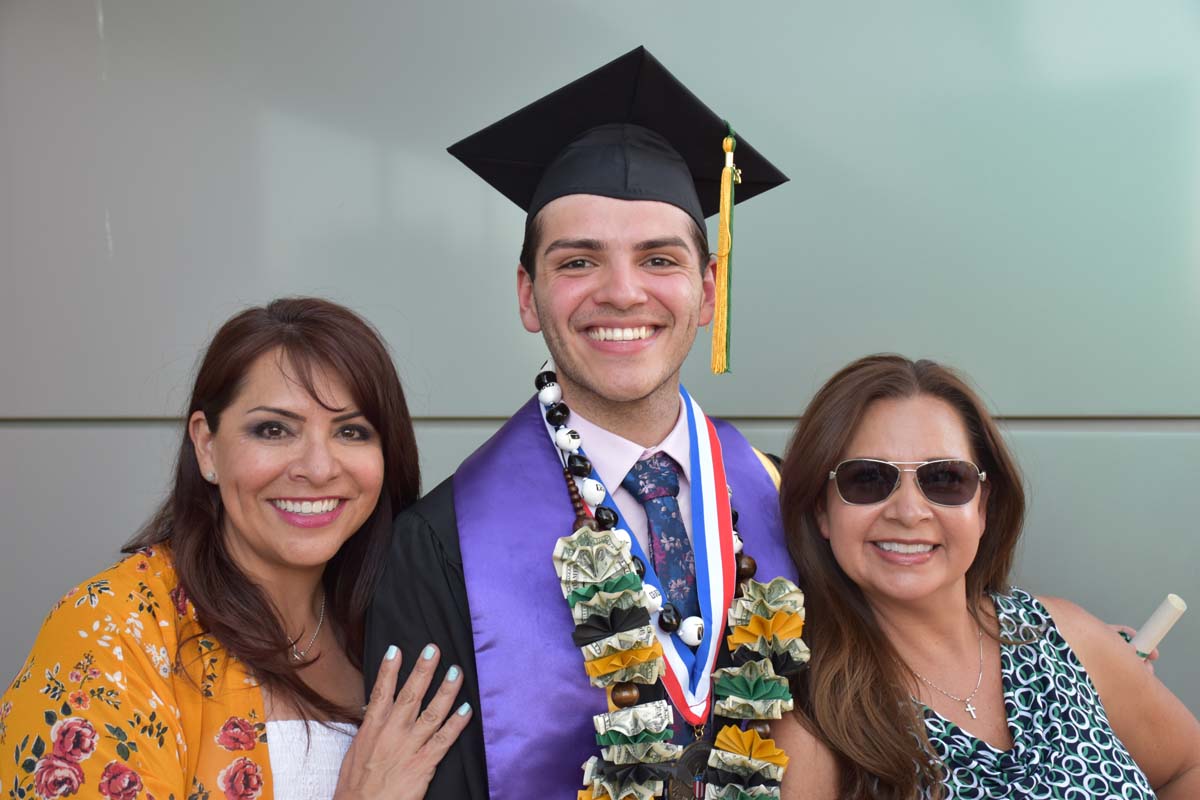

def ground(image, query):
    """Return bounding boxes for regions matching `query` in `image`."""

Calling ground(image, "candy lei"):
[535,364,811,800]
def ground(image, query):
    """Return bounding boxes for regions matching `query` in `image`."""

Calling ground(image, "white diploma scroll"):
[1129,594,1187,659]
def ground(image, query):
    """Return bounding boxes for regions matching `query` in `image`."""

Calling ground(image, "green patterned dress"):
[921,589,1155,799]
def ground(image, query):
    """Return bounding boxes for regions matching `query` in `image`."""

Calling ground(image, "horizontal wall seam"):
[2,416,1199,425]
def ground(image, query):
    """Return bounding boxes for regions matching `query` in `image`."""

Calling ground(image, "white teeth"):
[587,326,651,342]
[876,541,934,554]
[273,499,339,514]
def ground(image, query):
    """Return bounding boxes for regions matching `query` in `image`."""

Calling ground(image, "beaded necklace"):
[537,363,811,800]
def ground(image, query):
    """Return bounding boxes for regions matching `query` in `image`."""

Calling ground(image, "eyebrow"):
[634,236,690,252]
[543,236,693,257]
[245,406,365,423]
[543,238,605,256]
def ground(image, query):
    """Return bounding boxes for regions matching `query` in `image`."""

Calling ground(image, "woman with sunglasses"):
[771,355,1200,799]
[0,298,470,800]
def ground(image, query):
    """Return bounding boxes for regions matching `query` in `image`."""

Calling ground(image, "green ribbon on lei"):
[565,572,642,608]
[594,728,674,746]
[714,673,792,702]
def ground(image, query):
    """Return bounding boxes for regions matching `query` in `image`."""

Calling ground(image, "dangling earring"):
[205,471,217,483]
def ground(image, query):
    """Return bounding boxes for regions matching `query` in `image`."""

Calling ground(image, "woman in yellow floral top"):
[1,298,472,800]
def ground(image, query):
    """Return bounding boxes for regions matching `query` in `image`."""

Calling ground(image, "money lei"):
[540,362,807,799]
[556,525,678,800]
[555,533,810,800]
[703,578,809,798]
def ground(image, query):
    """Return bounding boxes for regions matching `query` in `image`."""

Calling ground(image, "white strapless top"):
[265,720,357,800]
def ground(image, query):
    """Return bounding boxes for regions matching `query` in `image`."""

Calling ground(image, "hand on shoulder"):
[335,644,472,800]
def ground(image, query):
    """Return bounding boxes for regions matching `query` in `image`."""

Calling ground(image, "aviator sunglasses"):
[828,458,986,507]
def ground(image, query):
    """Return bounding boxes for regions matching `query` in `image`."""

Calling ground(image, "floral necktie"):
[621,452,700,620]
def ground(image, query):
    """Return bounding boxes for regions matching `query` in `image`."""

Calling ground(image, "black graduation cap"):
[447,46,788,230]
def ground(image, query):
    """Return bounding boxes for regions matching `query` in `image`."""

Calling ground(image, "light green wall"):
[1,0,1196,727]
[3,1,1199,418]
[2,420,1197,717]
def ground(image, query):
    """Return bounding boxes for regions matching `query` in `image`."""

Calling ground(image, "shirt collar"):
[567,395,693,493]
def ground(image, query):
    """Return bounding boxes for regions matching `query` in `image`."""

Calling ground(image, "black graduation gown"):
[364,443,789,797]
[363,477,490,798]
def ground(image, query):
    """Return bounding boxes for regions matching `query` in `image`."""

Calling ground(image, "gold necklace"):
[909,624,984,719]
[290,592,326,662]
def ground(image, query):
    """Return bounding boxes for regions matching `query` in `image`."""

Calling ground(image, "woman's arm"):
[771,711,840,800]
[1041,595,1200,798]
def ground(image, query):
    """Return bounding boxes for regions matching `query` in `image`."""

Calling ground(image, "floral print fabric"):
[1,547,274,800]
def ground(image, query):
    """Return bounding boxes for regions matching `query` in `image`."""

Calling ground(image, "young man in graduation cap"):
[365,47,803,799]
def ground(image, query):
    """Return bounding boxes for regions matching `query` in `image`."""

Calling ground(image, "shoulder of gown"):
[364,476,489,800]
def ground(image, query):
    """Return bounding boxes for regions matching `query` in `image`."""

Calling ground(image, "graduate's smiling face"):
[517,194,715,417]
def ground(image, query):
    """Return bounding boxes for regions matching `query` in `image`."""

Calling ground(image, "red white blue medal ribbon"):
[542,384,736,726]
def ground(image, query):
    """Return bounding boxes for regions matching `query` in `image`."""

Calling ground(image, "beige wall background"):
[2,0,1197,717]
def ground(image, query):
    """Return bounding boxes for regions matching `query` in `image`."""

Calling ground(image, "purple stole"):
[454,397,797,798]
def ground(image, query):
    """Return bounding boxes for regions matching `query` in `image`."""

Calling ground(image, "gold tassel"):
[712,133,739,374]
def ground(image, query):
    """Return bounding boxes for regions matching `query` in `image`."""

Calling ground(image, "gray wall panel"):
[1004,423,1200,712]
[2,421,1196,718]
[2,0,1199,418]
[2,0,1197,775]
[0,420,499,679]
[739,419,1200,716]
[0,423,180,684]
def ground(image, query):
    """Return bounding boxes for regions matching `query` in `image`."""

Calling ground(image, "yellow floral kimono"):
[1,546,275,800]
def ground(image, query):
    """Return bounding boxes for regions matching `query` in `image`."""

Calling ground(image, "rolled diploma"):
[1129,594,1187,658]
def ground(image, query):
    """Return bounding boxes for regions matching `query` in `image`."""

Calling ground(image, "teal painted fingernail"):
[422,644,436,660]
[446,666,460,682]
[385,645,398,661]
[457,702,471,716]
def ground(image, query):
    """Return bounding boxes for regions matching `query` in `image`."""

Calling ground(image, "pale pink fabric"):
[567,396,694,555]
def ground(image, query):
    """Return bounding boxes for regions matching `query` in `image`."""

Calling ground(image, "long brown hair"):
[779,355,1026,799]
[126,297,420,723]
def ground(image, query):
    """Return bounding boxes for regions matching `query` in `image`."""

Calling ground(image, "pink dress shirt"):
[566,396,694,555]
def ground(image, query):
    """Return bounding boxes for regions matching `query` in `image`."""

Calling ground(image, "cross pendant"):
[964,701,977,719]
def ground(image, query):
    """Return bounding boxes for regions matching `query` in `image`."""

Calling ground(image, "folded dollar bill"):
[600,741,683,765]
[728,578,805,628]
[580,624,657,661]
[555,539,636,595]
[572,586,646,625]
[707,749,785,782]
[730,634,810,664]
[594,777,663,800]
[593,700,674,736]
[713,696,794,720]
[705,783,781,799]
[590,657,664,689]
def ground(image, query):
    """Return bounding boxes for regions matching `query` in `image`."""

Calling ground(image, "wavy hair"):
[126,297,419,723]
[779,355,1026,799]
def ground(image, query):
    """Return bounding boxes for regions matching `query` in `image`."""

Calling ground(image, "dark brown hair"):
[779,355,1026,799]
[126,297,420,723]
[519,211,711,278]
